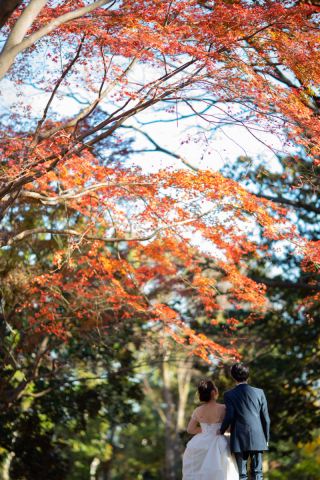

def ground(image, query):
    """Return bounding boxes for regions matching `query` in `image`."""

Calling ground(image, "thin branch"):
[164,0,174,27]
[31,34,86,147]
[0,188,21,224]
[255,194,320,215]
[39,55,141,140]
[0,182,152,205]
[249,319,310,364]
[74,63,198,149]
[0,205,217,248]
[252,277,320,292]
[120,124,200,171]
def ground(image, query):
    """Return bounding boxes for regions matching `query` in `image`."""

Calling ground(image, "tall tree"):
[2,0,320,409]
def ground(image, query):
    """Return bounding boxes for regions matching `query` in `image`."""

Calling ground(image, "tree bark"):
[174,358,192,478]
[0,0,112,81]
[163,353,175,480]
[2,451,14,480]
[90,457,100,480]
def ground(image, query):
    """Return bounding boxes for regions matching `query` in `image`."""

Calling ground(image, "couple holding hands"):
[183,363,270,480]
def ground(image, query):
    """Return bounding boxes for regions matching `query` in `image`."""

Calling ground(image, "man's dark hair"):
[230,362,250,382]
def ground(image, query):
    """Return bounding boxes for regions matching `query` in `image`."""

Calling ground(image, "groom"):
[217,363,270,480]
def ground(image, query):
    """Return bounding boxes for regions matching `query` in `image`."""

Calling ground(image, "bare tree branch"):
[120,124,200,171]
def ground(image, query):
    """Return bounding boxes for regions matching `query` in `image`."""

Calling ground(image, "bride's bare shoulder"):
[196,404,209,415]
[196,404,205,412]
[192,405,202,416]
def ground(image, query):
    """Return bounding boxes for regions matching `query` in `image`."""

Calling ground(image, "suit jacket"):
[220,383,270,453]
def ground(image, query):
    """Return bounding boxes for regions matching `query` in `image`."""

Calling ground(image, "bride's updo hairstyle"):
[198,380,216,402]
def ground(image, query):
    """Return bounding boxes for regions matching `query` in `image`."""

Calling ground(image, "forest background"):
[0,1,320,479]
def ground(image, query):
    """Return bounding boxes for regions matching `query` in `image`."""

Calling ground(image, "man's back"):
[220,383,270,453]
[219,363,270,480]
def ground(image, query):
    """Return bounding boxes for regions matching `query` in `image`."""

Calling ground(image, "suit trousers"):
[235,451,263,480]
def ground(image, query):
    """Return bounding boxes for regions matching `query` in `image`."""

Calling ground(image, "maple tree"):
[2,0,320,410]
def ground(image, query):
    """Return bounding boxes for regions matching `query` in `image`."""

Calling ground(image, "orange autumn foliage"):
[1,0,320,372]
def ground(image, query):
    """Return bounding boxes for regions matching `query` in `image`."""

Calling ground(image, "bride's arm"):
[187,418,202,434]
[221,405,231,434]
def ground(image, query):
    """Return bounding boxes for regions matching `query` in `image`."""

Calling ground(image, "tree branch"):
[0,182,152,205]
[0,205,217,248]
[31,34,86,147]
[3,0,48,50]
[39,55,141,140]
[252,277,320,292]
[0,0,113,81]
[248,319,310,364]
[142,375,167,424]
[255,194,320,215]
[119,124,200,170]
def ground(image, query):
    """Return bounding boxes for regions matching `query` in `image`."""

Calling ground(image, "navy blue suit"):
[220,383,270,480]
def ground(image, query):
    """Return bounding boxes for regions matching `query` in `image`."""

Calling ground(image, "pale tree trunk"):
[176,357,193,431]
[173,357,193,478]
[262,454,269,480]
[164,352,193,480]
[163,352,175,480]
[142,349,193,480]
[2,452,14,480]
[90,457,100,480]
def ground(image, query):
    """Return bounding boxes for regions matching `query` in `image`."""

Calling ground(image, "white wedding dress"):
[183,407,239,480]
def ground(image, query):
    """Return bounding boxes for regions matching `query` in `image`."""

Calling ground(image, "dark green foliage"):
[0,368,142,479]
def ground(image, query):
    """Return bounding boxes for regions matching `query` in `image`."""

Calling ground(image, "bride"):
[183,380,239,480]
